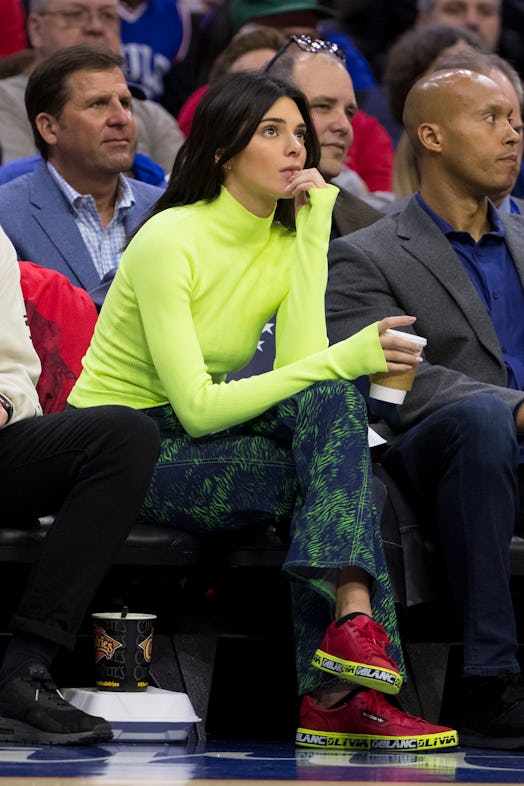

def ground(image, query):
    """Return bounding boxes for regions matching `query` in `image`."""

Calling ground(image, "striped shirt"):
[47,162,135,280]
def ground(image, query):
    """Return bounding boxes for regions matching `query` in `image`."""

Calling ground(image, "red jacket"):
[347,110,393,193]
[19,262,98,413]
[0,0,27,55]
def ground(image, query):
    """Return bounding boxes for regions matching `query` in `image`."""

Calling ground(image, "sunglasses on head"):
[263,34,346,73]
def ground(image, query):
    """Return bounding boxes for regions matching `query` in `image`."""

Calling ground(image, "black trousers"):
[0,406,159,651]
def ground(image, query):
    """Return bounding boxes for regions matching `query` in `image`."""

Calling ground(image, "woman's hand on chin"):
[285,168,328,214]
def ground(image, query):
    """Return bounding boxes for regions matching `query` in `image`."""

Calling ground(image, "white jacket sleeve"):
[0,227,42,425]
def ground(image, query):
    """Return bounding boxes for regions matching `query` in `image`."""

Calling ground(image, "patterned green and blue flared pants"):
[140,380,402,694]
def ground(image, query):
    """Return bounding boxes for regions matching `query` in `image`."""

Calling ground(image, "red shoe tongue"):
[368,618,390,647]
[366,689,395,718]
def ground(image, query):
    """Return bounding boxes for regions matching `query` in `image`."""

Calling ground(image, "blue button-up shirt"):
[48,162,134,281]
[416,193,524,392]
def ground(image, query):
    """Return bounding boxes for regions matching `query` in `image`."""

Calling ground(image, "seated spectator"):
[415,0,501,52]
[0,45,163,304]
[326,61,524,749]
[433,49,524,216]
[69,70,457,752]
[361,19,487,147]
[231,31,383,377]
[178,25,394,194]
[0,0,184,172]
[118,0,191,101]
[0,224,159,745]
[382,22,487,162]
[384,24,487,133]
[231,1,394,192]
[386,46,522,213]
[262,32,393,196]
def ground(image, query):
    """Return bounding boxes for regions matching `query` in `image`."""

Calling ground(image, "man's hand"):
[0,407,8,428]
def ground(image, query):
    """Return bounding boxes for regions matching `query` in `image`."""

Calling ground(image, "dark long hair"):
[148,71,320,230]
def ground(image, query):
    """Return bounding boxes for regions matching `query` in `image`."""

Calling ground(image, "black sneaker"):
[0,663,113,745]
[459,672,524,749]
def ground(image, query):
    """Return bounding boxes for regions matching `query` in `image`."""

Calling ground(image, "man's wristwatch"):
[0,394,13,423]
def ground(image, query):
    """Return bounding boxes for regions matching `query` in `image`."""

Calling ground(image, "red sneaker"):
[313,615,402,694]
[296,690,458,752]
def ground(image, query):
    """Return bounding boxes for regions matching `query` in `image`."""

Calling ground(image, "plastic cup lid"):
[91,612,157,620]
[385,328,427,347]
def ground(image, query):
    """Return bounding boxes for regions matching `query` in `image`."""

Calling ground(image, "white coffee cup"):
[369,329,427,405]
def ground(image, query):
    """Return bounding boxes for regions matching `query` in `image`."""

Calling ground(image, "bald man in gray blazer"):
[327,57,524,750]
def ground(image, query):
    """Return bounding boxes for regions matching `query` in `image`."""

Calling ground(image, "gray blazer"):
[0,162,162,294]
[326,195,524,432]
[331,185,383,238]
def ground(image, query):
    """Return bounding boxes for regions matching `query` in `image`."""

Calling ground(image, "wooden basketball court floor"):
[1,561,523,783]
[0,740,523,784]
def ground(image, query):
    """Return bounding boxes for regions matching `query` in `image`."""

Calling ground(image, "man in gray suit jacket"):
[0,45,162,305]
[326,61,524,749]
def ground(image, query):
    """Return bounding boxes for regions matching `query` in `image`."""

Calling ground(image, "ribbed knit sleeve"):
[173,322,386,438]
[275,185,338,366]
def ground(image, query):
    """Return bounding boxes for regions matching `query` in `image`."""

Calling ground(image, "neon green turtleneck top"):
[69,185,387,437]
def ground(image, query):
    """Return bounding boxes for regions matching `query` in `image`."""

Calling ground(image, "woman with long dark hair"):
[70,71,456,750]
